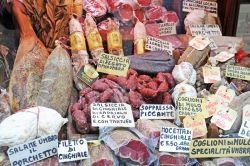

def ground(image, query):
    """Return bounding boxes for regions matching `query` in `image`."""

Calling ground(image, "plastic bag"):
[0,106,68,147]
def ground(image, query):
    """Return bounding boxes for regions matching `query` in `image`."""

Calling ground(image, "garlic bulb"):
[172,83,197,104]
[172,62,197,85]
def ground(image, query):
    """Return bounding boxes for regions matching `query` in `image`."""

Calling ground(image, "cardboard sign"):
[183,115,207,138]
[177,97,206,117]
[205,95,220,118]
[211,105,237,130]
[225,65,250,81]
[159,22,176,36]
[97,53,130,77]
[91,103,135,127]
[77,64,99,86]
[215,86,236,105]
[239,105,250,138]
[189,24,222,37]
[159,127,192,153]
[203,66,221,83]
[58,138,88,162]
[189,36,211,50]
[183,0,218,17]
[145,36,173,55]
[208,38,218,50]
[239,120,250,138]
[190,138,250,158]
[140,104,175,120]
[243,105,250,121]
[215,51,235,62]
[7,135,58,166]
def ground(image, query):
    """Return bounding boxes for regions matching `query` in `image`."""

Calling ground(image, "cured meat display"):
[71,70,175,134]
[1,0,250,166]
[9,0,49,112]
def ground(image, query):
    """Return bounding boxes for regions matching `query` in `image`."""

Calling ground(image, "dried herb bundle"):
[23,0,74,50]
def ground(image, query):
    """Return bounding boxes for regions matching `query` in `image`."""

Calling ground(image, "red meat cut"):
[163,11,180,25]
[157,152,189,166]
[103,129,151,165]
[146,6,163,21]
[80,143,116,166]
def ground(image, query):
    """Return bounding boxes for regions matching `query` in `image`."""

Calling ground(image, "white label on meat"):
[189,24,222,37]
[139,104,175,120]
[58,138,89,162]
[189,35,211,50]
[7,135,58,166]
[159,127,192,153]
[159,22,177,36]
[145,36,173,55]
[237,105,250,138]
[91,103,135,127]
[183,0,218,17]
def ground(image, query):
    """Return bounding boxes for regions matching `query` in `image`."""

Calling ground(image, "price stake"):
[77,64,99,86]
[58,138,89,162]
[145,36,173,55]
[158,22,176,36]
[159,127,192,153]
[97,53,130,77]
[225,65,250,81]
[177,97,206,117]
[238,105,250,138]
[140,104,175,120]
[7,135,58,166]
[190,138,250,158]
[91,103,135,127]
[183,0,218,17]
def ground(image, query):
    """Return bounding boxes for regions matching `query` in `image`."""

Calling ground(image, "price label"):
[159,22,176,36]
[58,138,89,162]
[97,53,130,77]
[190,138,250,158]
[205,95,220,118]
[177,97,206,117]
[183,0,218,17]
[215,86,236,105]
[140,104,175,120]
[145,36,173,55]
[203,66,221,84]
[159,127,192,153]
[239,105,250,138]
[189,24,222,37]
[189,36,211,50]
[225,65,250,81]
[91,103,135,127]
[183,115,207,138]
[7,135,58,166]
[211,105,237,130]
[215,51,234,62]
[77,64,99,86]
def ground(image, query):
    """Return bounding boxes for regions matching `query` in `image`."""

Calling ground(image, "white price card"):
[7,135,58,166]
[58,138,89,162]
[91,103,135,127]
[159,127,192,153]
[145,36,173,55]
[140,104,175,120]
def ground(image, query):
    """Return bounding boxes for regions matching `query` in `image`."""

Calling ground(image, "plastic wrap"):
[0,106,67,147]
[83,0,108,17]
[69,16,89,90]
[84,13,104,59]
[99,127,157,165]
